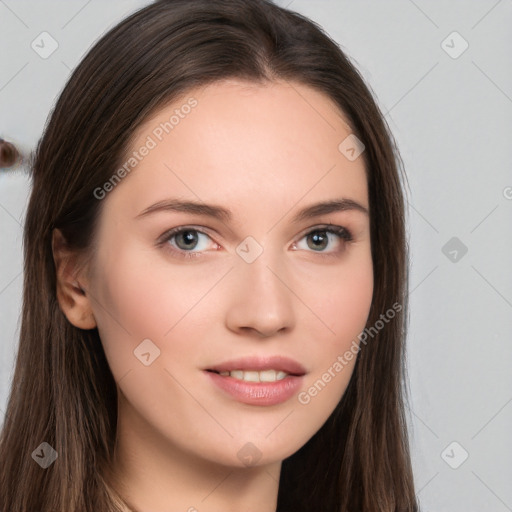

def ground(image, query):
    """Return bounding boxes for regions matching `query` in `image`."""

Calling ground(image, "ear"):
[52,228,97,330]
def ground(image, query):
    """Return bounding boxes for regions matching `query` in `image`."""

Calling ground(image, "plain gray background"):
[1,1,511,511]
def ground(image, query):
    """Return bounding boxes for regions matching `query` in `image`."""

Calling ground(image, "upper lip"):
[206,356,307,376]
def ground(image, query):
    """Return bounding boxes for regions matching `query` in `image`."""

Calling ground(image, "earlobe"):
[52,228,97,330]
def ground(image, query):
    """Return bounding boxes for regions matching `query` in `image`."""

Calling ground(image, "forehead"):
[109,79,368,220]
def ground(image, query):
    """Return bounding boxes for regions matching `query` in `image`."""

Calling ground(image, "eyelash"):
[158,224,354,260]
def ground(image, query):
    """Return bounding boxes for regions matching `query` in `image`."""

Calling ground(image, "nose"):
[224,251,296,339]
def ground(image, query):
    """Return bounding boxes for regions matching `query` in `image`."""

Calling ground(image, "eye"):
[292,225,353,256]
[158,224,354,260]
[159,226,218,259]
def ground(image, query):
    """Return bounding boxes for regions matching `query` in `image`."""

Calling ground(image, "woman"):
[0,0,417,510]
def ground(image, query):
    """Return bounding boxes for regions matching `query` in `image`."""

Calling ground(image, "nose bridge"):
[225,241,296,336]
[240,246,285,295]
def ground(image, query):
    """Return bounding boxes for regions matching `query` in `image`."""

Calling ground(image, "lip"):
[203,355,307,406]
[205,355,307,376]
[204,371,305,406]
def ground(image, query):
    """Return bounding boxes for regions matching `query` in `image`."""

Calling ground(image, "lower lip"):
[204,370,304,406]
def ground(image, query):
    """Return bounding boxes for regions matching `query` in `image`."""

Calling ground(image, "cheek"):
[91,242,182,335]
[294,254,373,413]
[88,243,224,377]
[87,245,173,377]
[331,266,373,345]
[313,252,374,349]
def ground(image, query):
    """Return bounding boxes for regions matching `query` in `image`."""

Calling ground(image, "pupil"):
[177,230,198,249]
[308,231,327,250]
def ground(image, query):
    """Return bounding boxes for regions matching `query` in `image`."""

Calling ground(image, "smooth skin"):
[53,79,373,512]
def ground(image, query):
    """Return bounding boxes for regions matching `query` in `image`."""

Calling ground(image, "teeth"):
[217,369,289,382]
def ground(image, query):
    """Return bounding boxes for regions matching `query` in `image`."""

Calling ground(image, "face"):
[85,79,373,469]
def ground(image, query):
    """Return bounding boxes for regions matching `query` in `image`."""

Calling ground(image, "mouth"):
[203,355,307,406]
[205,355,307,381]
[205,368,301,383]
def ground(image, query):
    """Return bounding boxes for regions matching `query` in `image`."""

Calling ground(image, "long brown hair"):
[0,1,417,510]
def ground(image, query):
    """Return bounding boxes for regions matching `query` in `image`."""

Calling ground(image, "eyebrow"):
[136,197,369,223]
